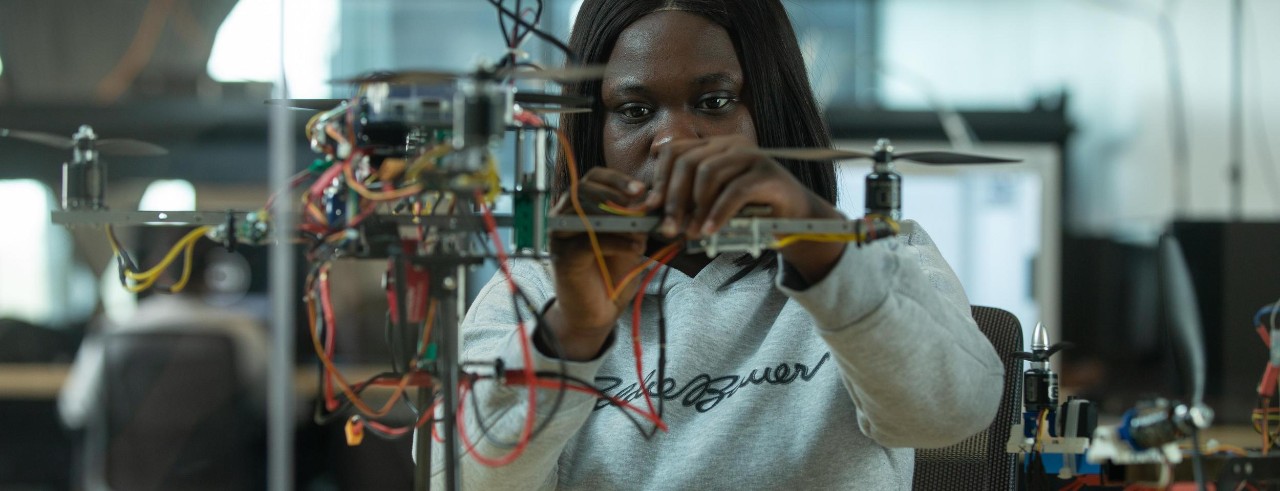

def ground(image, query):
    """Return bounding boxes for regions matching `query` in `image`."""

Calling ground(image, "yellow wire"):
[770,217,901,249]
[599,202,646,217]
[405,145,454,179]
[304,109,325,141]
[125,234,201,293]
[106,225,211,293]
[771,233,863,249]
[117,226,209,280]
[454,152,503,205]
[343,163,423,201]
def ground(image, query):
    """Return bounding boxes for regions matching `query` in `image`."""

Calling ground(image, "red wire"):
[475,189,516,294]
[628,246,679,430]
[365,397,440,437]
[308,156,348,201]
[454,191,539,467]
[505,375,668,428]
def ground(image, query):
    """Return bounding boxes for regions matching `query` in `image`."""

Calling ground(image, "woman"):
[431,1,1003,488]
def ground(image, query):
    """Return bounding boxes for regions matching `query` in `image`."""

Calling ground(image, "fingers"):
[552,167,649,217]
[649,135,765,238]
[583,167,648,199]
[701,166,776,236]
[688,151,754,236]
[658,140,730,236]
[646,139,710,211]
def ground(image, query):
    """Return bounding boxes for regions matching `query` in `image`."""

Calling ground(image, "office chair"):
[86,330,265,491]
[912,306,1024,491]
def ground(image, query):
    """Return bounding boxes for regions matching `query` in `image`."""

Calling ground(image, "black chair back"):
[89,331,264,491]
[912,306,1024,491]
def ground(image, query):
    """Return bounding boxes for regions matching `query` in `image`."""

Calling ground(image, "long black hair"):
[557,0,836,204]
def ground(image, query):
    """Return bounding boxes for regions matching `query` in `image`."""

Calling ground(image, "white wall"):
[880,0,1280,236]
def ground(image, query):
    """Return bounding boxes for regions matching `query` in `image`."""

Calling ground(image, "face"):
[600,10,756,183]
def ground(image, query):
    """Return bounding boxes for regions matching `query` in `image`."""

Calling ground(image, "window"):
[206,0,340,97]
[0,180,91,326]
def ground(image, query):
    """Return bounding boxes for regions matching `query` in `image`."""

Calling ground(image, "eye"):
[616,103,653,122]
[697,94,739,113]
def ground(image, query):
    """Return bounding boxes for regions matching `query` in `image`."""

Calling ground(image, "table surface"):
[0,362,384,400]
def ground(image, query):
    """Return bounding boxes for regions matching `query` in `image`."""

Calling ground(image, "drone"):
[19,60,1027,491]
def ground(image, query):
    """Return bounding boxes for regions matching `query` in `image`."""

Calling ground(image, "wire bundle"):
[105,224,213,293]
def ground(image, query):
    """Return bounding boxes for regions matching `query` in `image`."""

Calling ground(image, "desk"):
[0,363,387,401]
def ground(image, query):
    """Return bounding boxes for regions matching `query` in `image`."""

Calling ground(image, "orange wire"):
[343,162,423,201]
[610,242,682,302]
[557,129,617,299]
[307,266,437,418]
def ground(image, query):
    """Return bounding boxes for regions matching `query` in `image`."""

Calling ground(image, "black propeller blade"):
[760,147,1019,165]
[759,148,873,161]
[266,99,346,111]
[1,128,167,156]
[1,128,74,148]
[331,65,606,85]
[95,139,169,156]
[894,151,1020,165]
[267,93,592,112]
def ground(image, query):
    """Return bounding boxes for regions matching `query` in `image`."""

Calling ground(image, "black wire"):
[510,0,523,68]
[384,311,404,374]
[531,371,653,437]
[485,0,577,63]
[640,261,674,439]
[495,0,513,67]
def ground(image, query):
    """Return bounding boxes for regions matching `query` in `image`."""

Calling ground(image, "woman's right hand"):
[543,167,652,360]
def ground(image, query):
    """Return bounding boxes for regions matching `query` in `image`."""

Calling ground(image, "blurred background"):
[0,0,1276,489]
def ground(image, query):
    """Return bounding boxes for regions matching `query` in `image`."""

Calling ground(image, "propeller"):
[759,148,872,161]
[266,98,346,111]
[267,92,593,112]
[759,147,1018,165]
[770,139,1022,220]
[0,128,167,156]
[331,65,606,85]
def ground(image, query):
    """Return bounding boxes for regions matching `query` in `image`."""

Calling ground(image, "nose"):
[648,109,701,159]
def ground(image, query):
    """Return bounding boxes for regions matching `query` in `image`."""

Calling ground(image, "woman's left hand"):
[644,134,848,284]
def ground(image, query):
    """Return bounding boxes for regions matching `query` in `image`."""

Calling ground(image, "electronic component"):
[865,139,903,221]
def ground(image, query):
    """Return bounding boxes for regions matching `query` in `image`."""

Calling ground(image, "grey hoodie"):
[425,221,1004,490]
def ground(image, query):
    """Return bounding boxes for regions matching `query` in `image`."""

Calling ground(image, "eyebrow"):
[606,72,742,98]
[693,72,738,87]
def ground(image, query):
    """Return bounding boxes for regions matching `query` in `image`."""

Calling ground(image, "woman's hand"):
[645,134,847,284]
[543,167,650,360]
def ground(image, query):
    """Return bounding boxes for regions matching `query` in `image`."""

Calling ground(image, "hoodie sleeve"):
[775,220,1005,448]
